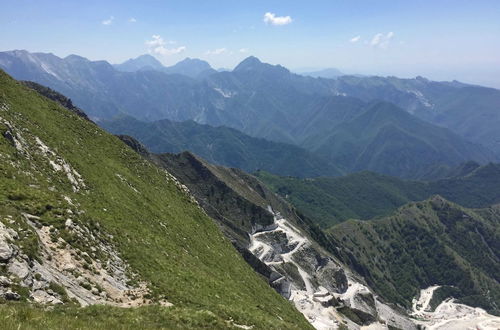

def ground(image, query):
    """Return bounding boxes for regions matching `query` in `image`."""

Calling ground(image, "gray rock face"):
[317,265,349,294]
[8,258,30,280]
[31,290,63,305]
[0,240,13,261]
[0,276,11,286]
[0,223,14,261]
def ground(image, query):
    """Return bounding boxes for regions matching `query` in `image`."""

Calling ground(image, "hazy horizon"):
[2,0,499,88]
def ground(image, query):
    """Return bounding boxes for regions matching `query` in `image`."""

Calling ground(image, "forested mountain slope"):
[326,196,500,315]
[101,116,342,178]
[256,162,500,227]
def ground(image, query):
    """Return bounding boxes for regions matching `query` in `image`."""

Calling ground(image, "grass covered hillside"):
[0,70,311,329]
[327,196,500,315]
[256,164,500,227]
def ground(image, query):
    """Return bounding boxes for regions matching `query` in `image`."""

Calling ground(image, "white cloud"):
[129,17,137,23]
[370,32,394,49]
[263,12,292,26]
[350,35,361,43]
[102,16,114,25]
[205,48,227,55]
[239,48,249,53]
[145,35,186,56]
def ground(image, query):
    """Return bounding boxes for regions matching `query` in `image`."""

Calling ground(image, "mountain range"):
[298,68,345,79]
[101,115,342,178]
[1,50,499,180]
[114,55,217,78]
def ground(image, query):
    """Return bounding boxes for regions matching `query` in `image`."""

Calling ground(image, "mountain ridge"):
[101,115,343,178]
[256,161,500,227]
[1,49,499,178]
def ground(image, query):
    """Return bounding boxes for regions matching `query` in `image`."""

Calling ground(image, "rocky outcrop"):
[249,207,417,329]
[0,222,15,261]
[0,117,168,308]
[0,211,157,307]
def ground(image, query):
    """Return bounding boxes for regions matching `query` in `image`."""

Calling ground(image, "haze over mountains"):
[114,55,217,78]
[1,49,499,180]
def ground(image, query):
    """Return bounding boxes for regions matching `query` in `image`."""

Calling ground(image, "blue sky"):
[1,0,500,87]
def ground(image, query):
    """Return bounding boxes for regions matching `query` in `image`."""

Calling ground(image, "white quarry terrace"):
[412,286,500,330]
[250,206,413,329]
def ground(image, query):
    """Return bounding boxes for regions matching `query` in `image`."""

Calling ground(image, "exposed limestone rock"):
[249,206,417,330]
[317,267,348,294]
[8,258,30,281]
[34,136,86,192]
[0,222,14,261]
[65,219,73,228]
[24,215,152,307]
[31,290,63,305]
[0,209,170,308]
[0,116,30,155]
[0,276,12,286]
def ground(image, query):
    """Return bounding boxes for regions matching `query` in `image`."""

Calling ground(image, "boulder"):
[8,258,30,279]
[0,240,13,262]
[31,290,63,304]
[0,276,11,286]
[3,290,21,301]
[65,219,73,228]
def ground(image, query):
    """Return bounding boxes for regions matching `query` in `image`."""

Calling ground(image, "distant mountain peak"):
[233,56,263,71]
[114,54,164,72]
[172,57,211,68]
[233,56,264,71]
[163,57,214,78]
[233,56,290,76]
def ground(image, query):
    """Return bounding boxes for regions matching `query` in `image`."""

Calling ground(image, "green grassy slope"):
[256,164,500,227]
[0,70,311,329]
[325,197,500,315]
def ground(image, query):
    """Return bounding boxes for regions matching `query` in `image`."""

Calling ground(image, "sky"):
[1,0,500,87]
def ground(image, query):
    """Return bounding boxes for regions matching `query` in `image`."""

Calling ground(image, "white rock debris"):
[0,102,10,112]
[0,116,30,155]
[411,286,500,330]
[115,173,139,193]
[21,212,153,307]
[34,136,86,192]
[213,87,237,98]
[249,206,415,330]
[407,89,434,109]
